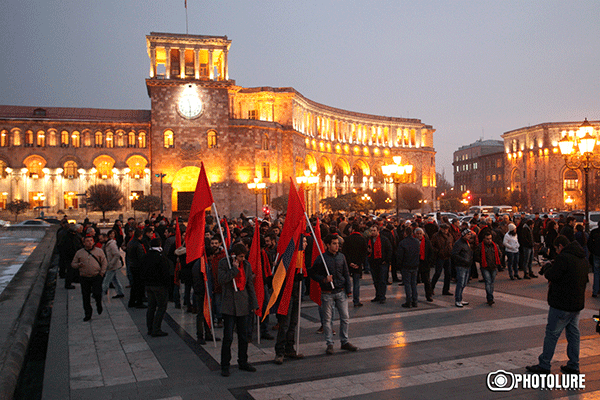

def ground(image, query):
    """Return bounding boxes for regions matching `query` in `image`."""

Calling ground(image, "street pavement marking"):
[67,282,167,389]
[247,337,600,400]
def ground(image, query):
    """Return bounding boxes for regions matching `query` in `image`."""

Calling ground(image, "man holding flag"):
[309,234,358,355]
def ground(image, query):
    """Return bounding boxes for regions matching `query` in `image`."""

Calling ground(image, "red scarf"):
[234,260,246,291]
[261,249,273,278]
[419,237,426,260]
[370,236,382,259]
[481,242,500,268]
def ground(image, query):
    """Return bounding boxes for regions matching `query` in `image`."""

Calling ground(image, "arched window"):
[12,129,21,146]
[261,134,269,150]
[71,131,80,147]
[0,160,7,178]
[564,170,578,191]
[47,130,57,146]
[128,131,136,148]
[24,155,46,178]
[116,130,125,147]
[207,130,217,149]
[37,130,45,147]
[164,130,174,148]
[126,155,148,179]
[93,155,115,179]
[25,130,34,147]
[106,131,114,148]
[262,162,270,179]
[0,130,7,147]
[82,130,91,147]
[138,132,146,148]
[95,131,103,147]
[63,161,79,179]
[61,130,69,147]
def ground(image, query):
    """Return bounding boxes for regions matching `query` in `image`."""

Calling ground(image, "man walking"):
[310,234,358,355]
[367,225,392,304]
[71,235,107,321]
[527,235,589,374]
[141,238,171,337]
[452,229,474,308]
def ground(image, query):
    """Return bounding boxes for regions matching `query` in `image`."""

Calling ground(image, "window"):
[12,130,21,146]
[0,130,7,147]
[261,162,270,179]
[71,131,80,147]
[25,156,46,178]
[63,161,78,179]
[128,131,136,148]
[94,156,115,179]
[138,132,146,148]
[25,130,34,147]
[261,134,269,150]
[95,131,103,147]
[61,130,69,147]
[106,132,114,148]
[164,130,174,148]
[564,170,578,191]
[116,131,124,147]
[248,110,257,120]
[207,130,217,148]
[36,131,45,147]
[0,160,7,178]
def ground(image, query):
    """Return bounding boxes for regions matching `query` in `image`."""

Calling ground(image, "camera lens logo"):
[487,370,515,391]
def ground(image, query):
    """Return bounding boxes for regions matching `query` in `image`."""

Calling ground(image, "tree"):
[436,171,452,197]
[132,195,161,219]
[6,200,30,222]
[364,189,392,211]
[400,186,423,213]
[85,184,123,221]
[271,195,288,214]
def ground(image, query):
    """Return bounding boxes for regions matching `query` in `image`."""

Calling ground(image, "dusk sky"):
[1,1,598,180]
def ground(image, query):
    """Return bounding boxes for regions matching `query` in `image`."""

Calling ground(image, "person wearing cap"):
[504,223,520,279]
[71,235,108,321]
[141,237,171,337]
[451,228,474,307]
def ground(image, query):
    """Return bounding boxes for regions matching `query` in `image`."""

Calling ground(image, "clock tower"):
[145,32,234,214]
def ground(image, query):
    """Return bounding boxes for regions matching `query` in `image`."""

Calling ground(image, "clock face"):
[178,94,203,119]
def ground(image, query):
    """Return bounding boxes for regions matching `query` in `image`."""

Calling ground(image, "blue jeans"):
[480,268,497,302]
[506,252,519,278]
[401,269,418,304]
[352,273,361,305]
[522,247,533,275]
[455,266,470,303]
[538,307,580,370]
[321,291,349,346]
[102,269,124,296]
[592,255,600,296]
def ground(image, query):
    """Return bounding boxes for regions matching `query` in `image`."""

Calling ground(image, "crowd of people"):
[53,208,598,377]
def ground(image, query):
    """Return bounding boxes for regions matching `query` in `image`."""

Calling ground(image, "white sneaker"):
[455,302,463,307]
[462,301,469,306]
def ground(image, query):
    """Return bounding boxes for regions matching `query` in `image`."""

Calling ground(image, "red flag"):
[249,220,264,316]
[186,162,214,270]
[221,218,231,249]
[309,218,324,306]
[263,179,306,320]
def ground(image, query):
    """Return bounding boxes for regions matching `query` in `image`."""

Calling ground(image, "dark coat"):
[396,236,421,270]
[140,249,171,287]
[367,234,392,265]
[544,241,589,312]
[341,232,368,275]
[474,242,500,271]
[431,230,454,260]
[218,258,258,316]
[587,227,600,257]
[126,238,146,272]
[309,250,351,294]
[451,237,473,269]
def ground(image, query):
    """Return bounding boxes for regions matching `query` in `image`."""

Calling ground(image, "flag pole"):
[185,0,189,34]
[304,212,334,289]
[204,275,217,347]
[213,204,238,291]
[295,279,302,353]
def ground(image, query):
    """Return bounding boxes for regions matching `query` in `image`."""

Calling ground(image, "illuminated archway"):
[93,155,116,179]
[23,155,47,178]
[171,166,201,211]
[126,155,148,179]
[319,156,333,176]
[305,154,317,173]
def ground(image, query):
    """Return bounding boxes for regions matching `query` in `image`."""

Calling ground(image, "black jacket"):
[451,237,473,269]
[544,241,589,312]
[367,234,392,265]
[309,251,351,294]
[140,249,171,287]
[396,236,421,270]
[342,232,368,274]
[126,238,146,272]
[587,227,600,257]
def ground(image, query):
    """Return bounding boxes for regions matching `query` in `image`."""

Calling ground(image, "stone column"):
[149,46,156,78]
[208,49,214,80]
[194,48,199,79]
[224,49,229,80]
[165,47,171,79]
[179,48,185,79]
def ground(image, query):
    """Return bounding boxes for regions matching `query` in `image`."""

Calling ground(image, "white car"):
[0,220,9,227]
[10,219,51,227]
[589,212,600,231]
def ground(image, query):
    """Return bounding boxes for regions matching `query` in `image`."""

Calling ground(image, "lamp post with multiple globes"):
[247,177,266,217]
[296,169,319,215]
[558,118,599,232]
[381,156,413,221]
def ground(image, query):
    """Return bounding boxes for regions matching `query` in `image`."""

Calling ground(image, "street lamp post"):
[155,173,166,213]
[558,118,598,232]
[129,192,139,220]
[247,177,266,217]
[296,169,319,215]
[382,156,413,221]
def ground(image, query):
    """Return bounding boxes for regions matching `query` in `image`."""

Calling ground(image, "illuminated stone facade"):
[502,120,600,211]
[0,32,436,218]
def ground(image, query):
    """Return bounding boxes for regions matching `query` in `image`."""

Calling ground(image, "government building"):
[0,32,436,218]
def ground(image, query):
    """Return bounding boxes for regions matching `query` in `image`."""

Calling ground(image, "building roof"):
[0,105,151,123]
[456,139,503,151]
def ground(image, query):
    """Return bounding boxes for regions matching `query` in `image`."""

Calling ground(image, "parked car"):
[36,216,61,224]
[0,220,9,227]
[10,219,51,227]
[589,212,600,231]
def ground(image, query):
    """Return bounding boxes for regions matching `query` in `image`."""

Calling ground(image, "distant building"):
[502,120,600,212]
[453,139,505,204]
[0,32,437,218]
